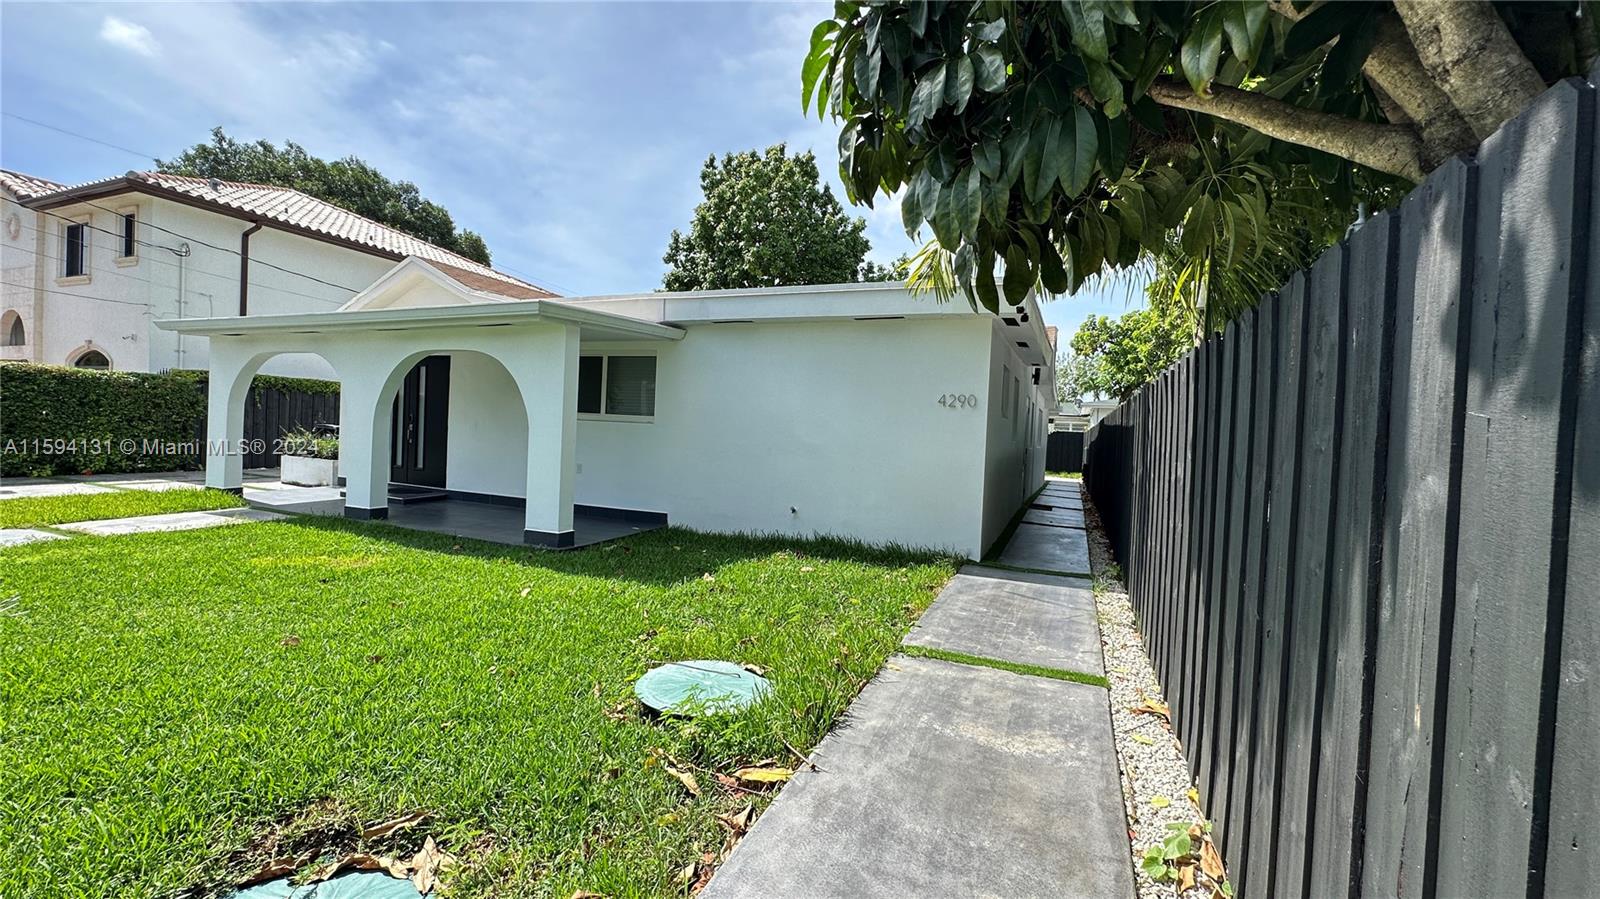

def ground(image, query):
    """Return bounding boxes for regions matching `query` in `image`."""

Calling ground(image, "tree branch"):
[1146,79,1427,182]
[1267,2,1475,169]
[1361,11,1477,164]
[1392,0,1548,141]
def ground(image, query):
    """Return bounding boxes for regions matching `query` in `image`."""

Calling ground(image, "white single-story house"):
[158,258,1056,558]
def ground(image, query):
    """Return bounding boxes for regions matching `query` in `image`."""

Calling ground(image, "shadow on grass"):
[265,512,961,588]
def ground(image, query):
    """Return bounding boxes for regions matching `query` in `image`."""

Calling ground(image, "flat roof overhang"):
[154,300,686,342]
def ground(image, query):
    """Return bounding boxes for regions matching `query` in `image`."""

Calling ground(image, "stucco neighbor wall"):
[570,316,996,557]
[1,189,392,376]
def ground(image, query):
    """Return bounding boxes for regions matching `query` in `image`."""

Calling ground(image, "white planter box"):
[281,454,338,487]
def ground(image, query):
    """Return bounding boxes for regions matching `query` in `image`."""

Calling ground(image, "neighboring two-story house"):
[1,169,550,377]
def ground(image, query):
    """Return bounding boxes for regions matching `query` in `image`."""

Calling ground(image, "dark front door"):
[390,355,450,488]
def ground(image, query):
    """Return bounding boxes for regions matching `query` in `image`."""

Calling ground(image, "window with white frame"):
[62,220,88,278]
[578,354,656,418]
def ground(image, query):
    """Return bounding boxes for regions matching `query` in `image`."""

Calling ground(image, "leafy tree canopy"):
[662,144,878,290]
[806,1,1595,324]
[158,128,492,266]
[1065,292,1196,402]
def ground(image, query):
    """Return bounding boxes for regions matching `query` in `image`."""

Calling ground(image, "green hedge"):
[0,363,337,477]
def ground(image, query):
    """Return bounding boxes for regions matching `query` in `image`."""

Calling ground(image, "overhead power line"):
[2,112,160,162]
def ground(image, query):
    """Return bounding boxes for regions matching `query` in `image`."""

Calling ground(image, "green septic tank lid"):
[634,660,772,716]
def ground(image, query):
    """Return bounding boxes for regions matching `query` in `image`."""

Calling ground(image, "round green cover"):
[634,660,772,715]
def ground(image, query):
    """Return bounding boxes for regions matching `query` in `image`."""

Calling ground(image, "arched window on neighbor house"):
[71,348,111,370]
[1,312,23,347]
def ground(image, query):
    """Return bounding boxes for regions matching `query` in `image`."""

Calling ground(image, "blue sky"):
[0,1,1144,341]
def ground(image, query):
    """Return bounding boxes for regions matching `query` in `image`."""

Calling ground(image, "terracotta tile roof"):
[0,170,67,200]
[0,168,554,298]
[431,260,554,300]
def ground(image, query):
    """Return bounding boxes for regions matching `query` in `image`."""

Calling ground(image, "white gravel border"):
[1078,482,1229,899]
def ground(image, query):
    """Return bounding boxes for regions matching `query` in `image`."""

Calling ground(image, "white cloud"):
[99,16,159,58]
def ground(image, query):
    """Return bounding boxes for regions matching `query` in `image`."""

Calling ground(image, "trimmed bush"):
[0,363,338,477]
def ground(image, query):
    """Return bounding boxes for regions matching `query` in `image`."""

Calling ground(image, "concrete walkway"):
[705,479,1132,899]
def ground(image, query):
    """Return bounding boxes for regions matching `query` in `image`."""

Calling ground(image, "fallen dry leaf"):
[569,892,609,899]
[1178,861,1197,892]
[280,634,301,647]
[520,587,532,598]
[409,836,454,893]
[309,851,410,883]
[716,804,754,833]
[666,765,701,796]
[799,566,815,572]
[1130,698,1170,720]
[733,766,794,785]
[361,810,429,841]
[742,663,768,676]
[1200,838,1226,880]
[241,852,313,886]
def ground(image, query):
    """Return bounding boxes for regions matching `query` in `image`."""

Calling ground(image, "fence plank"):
[1245,271,1309,894]
[1198,326,1238,804]
[1308,211,1401,896]
[1438,80,1591,899]
[1543,65,1600,898]
[1360,157,1477,899]
[1181,340,1214,776]
[1206,316,1249,843]
[1272,242,1347,897]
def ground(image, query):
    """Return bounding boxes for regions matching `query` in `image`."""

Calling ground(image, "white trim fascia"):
[154,299,687,341]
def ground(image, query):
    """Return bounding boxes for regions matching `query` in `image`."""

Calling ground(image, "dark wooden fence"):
[191,381,339,470]
[1083,70,1599,899]
[1045,430,1084,472]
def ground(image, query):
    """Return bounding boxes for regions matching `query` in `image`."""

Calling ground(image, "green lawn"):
[0,487,244,529]
[0,517,955,898]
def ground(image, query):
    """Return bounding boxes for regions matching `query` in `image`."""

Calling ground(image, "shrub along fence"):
[1084,71,1598,899]
[0,363,339,477]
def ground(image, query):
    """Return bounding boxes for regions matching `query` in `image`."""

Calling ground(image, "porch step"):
[386,485,450,505]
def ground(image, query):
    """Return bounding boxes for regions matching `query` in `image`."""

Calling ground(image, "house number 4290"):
[938,393,980,409]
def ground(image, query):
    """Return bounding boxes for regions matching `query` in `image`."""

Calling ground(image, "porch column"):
[340,375,394,520]
[514,325,580,547]
[203,348,254,493]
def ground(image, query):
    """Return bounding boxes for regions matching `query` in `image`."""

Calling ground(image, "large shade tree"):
[805,1,1597,325]
[662,144,879,290]
[158,128,493,265]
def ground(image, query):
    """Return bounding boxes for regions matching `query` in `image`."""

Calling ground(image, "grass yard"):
[0,516,955,898]
[0,487,243,528]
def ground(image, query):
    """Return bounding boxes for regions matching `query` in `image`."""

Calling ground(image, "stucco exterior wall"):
[1,189,392,376]
[571,316,996,557]
[977,323,1051,555]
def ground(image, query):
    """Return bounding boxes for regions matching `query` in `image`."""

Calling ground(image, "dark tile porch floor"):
[244,484,663,548]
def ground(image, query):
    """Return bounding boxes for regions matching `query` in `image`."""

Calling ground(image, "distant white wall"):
[570,316,996,557]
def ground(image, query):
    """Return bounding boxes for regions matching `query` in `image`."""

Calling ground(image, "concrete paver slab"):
[1023,507,1085,528]
[997,523,1091,574]
[905,565,1103,676]
[703,654,1133,899]
[0,528,69,547]
[0,482,117,500]
[57,507,287,536]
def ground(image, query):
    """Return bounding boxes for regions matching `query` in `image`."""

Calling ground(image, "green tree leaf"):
[1025,117,1066,204]
[972,44,1008,93]
[947,55,976,115]
[1180,7,1224,94]
[1058,106,1099,196]
[908,60,947,127]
